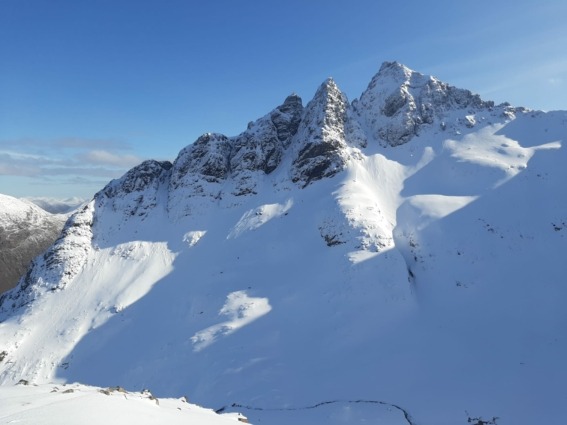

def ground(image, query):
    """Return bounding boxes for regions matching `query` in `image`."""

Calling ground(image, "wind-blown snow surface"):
[0,382,248,425]
[1,63,566,425]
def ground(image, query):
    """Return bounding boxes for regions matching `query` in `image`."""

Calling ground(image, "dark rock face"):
[270,94,303,148]
[231,94,303,177]
[171,134,232,186]
[228,94,304,195]
[99,160,172,218]
[168,133,233,218]
[168,96,304,207]
[102,160,172,197]
[166,62,495,197]
[291,78,355,187]
[167,85,350,196]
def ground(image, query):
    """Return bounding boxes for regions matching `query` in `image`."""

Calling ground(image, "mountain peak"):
[376,60,413,79]
[356,61,495,145]
[281,92,302,108]
[313,77,342,100]
[290,77,363,187]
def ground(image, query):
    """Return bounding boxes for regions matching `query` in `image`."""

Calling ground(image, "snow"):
[183,230,207,247]
[0,383,247,425]
[21,196,86,214]
[227,199,293,239]
[191,290,272,352]
[0,194,68,293]
[0,194,61,228]
[443,123,561,187]
[1,64,566,425]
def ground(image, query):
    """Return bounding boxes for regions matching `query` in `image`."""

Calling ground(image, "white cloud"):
[0,162,41,177]
[0,138,146,184]
[78,150,142,167]
[53,137,132,150]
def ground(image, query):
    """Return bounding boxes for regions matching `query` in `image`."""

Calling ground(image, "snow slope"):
[1,62,566,425]
[0,382,248,425]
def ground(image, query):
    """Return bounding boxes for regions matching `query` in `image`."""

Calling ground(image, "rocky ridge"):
[0,61,513,313]
[159,61,520,208]
[164,61,509,208]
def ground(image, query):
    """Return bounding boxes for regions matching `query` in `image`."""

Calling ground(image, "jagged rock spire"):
[290,78,365,187]
[289,78,349,187]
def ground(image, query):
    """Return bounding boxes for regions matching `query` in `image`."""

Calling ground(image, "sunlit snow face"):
[191,290,272,352]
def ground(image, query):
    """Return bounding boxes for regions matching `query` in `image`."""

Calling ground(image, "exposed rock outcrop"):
[99,160,172,219]
[290,78,365,187]
[229,94,304,195]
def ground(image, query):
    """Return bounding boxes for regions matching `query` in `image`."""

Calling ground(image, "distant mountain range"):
[1,62,565,425]
[0,194,67,294]
[22,197,86,214]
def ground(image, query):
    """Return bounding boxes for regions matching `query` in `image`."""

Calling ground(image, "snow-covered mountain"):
[0,194,67,294]
[23,197,86,214]
[1,62,566,425]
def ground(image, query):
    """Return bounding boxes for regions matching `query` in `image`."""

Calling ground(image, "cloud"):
[0,137,150,198]
[41,166,126,178]
[77,150,143,167]
[0,162,41,177]
[0,137,131,151]
[58,176,116,186]
[53,137,133,150]
[0,138,146,181]
[0,154,124,178]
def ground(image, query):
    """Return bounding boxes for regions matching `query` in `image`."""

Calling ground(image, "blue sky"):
[1,0,566,199]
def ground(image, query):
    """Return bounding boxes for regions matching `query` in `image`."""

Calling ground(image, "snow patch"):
[191,291,272,352]
[443,124,560,187]
[183,230,207,247]
[227,199,293,239]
